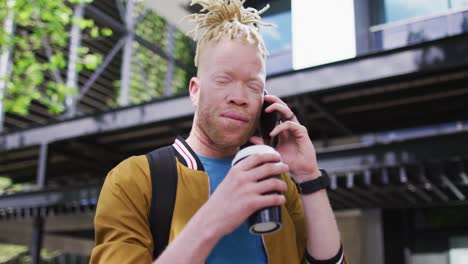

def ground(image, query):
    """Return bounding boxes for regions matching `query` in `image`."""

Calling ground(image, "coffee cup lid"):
[232,145,278,166]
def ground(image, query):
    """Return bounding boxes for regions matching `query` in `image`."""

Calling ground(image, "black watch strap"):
[295,169,330,195]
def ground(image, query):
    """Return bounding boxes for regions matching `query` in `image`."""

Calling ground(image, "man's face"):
[190,39,266,149]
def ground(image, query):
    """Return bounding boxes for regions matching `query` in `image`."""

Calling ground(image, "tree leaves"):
[2,0,110,116]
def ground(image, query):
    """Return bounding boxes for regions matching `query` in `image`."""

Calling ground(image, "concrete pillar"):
[336,209,385,264]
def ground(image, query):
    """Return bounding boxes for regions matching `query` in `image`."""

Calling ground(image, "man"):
[90,0,346,263]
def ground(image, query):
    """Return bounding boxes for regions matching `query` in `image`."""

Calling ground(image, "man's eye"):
[215,78,230,85]
[248,84,263,94]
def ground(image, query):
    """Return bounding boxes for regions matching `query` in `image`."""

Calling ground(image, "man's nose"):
[228,85,248,105]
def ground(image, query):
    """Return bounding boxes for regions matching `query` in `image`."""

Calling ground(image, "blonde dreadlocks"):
[184,0,271,67]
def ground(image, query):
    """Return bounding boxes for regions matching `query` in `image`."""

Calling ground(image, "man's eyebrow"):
[249,77,264,82]
[210,69,265,82]
[248,77,265,85]
[210,70,232,77]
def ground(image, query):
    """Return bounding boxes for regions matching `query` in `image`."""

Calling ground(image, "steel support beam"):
[316,121,468,173]
[115,0,126,20]
[0,96,193,151]
[36,143,48,189]
[43,37,65,84]
[417,165,450,202]
[0,185,100,214]
[0,0,15,132]
[119,0,135,107]
[441,173,465,200]
[77,36,127,102]
[65,3,85,118]
[165,24,176,96]
[305,97,353,136]
[31,216,44,264]
[85,5,126,34]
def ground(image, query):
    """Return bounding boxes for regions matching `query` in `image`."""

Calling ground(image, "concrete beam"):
[0,96,193,151]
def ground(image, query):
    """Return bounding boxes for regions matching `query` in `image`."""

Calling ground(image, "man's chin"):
[216,133,250,148]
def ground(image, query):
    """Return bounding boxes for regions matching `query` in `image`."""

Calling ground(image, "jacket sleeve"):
[90,156,153,264]
[305,244,347,264]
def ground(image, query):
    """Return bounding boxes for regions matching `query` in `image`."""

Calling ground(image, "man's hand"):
[202,152,289,238]
[250,95,320,183]
[249,95,343,261]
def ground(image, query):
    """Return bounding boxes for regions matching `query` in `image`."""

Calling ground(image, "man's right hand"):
[154,152,289,264]
[201,152,289,238]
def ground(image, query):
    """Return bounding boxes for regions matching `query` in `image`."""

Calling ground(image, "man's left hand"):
[250,95,321,183]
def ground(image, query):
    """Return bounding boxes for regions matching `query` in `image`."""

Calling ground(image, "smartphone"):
[259,98,280,147]
[240,91,280,149]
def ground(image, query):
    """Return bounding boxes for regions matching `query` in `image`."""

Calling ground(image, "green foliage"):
[132,42,167,103]
[135,11,168,51]
[0,243,62,263]
[174,30,195,66]
[173,29,195,94]
[0,176,12,191]
[173,67,190,95]
[115,2,195,107]
[0,244,28,263]
[0,0,111,116]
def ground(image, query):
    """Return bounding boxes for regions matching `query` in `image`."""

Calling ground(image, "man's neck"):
[186,130,239,159]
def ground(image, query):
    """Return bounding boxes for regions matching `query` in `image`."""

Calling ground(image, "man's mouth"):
[221,111,249,123]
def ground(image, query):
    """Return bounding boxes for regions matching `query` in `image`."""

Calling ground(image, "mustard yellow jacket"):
[90,140,309,263]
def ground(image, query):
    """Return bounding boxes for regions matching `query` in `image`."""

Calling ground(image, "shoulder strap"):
[146,146,178,260]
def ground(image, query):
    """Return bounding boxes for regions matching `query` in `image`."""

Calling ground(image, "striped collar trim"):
[172,136,205,171]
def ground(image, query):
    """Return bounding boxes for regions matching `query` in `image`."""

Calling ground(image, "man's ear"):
[189,77,200,107]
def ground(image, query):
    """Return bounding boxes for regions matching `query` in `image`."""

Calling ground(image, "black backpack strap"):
[145,145,178,260]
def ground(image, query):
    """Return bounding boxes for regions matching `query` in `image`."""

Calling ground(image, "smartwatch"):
[295,169,330,195]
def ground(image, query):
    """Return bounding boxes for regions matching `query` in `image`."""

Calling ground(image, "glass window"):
[384,0,449,23]
[262,12,292,55]
[450,0,468,9]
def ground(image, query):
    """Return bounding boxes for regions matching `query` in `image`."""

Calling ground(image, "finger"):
[235,153,281,171]
[251,193,286,210]
[264,95,287,106]
[249,136,265,145]
[264,102,288,114]
[264,103,296,122]
[249,162,289,182]
[270,121,307,138]
[252,178,288,194]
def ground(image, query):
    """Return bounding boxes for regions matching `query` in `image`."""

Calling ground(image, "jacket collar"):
[172,136,205,172]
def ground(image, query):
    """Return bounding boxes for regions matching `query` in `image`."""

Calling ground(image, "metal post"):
[119,0,135,107]
[0,0,16,132]
[36,143,48,188]
[165,24,176,96]
[65,3,85,118]
[31,216,44,264]
[353,0,371,55]
[30,142,48,263]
